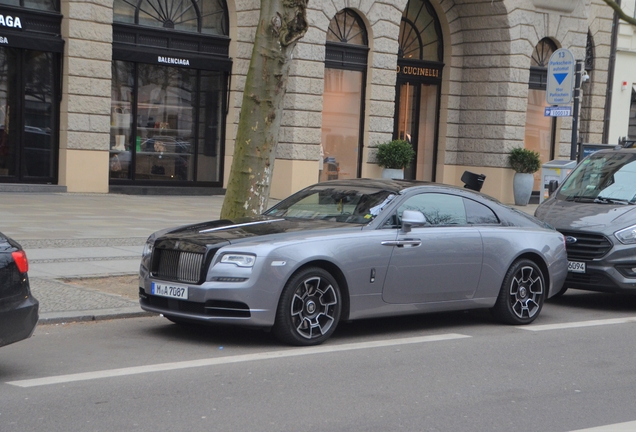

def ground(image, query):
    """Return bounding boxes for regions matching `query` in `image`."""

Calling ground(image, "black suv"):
[0,232,38,348]
[535,145,636,295]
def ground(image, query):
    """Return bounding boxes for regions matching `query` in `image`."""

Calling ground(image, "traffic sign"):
[544,106,572,117]
[547,48,575,105]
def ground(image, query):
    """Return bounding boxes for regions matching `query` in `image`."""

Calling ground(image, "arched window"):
[529,38,557,89]
[327,9,367,45]
[399,0,442,62]
[394,0,443,182]
[526,38,558,192]
[585,31,594,72]
[113,0,228,35]
[321,9,368,181]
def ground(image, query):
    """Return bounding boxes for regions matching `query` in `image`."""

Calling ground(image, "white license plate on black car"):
[151,282,188,299]
[568,261,586,273]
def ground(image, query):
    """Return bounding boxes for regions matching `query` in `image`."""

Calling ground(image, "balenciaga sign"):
[0,15,22,29]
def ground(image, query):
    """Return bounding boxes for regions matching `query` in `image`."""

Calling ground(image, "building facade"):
[0,0,614,203]
[608,0,636,145]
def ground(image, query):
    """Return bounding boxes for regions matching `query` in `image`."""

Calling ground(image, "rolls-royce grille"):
[559,230,612,261]
[152,249,204,284]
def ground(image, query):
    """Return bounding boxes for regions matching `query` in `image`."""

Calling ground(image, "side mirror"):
[548,180,559,196]
[401,210,427,233]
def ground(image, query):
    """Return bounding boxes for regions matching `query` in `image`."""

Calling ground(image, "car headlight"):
[615,224,636,244]
[142,237,155,258]
[220,253,256,268]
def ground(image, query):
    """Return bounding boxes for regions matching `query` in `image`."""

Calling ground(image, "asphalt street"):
[2,292,636,431]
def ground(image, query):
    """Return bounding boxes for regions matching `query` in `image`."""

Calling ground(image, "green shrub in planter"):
[376,139,416,170]
[508,147,541,174]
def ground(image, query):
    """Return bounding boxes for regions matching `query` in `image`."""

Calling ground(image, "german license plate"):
[568,261,586,273]
[151,282,188,299]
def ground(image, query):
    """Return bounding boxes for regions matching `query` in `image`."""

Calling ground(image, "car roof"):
[313,178,500,203]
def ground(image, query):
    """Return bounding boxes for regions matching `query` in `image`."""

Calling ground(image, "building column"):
[59,0,113,193]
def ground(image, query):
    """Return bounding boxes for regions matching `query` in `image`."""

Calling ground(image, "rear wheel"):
[272,267,342,346]
[492,259,545,325]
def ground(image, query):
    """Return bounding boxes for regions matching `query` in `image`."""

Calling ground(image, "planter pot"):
[381,168,404,179]
[513,172,534,206]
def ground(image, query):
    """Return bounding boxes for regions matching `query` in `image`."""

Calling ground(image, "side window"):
[464,198,499,225]
[397,193,467,226]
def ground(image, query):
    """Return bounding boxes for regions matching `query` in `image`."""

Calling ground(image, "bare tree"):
[602,0,636,26]
[220,0,309,219]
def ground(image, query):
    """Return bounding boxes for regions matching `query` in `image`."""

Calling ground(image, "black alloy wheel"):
[272,267,342,346]
[493,258,546,325]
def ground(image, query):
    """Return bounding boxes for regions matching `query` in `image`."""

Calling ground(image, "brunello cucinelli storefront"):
[393,0,443,182]
[0,0,62,184]
[108,0,230,191]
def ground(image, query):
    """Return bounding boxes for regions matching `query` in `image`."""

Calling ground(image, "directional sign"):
[544,106,572,117]
[547,48,575,105]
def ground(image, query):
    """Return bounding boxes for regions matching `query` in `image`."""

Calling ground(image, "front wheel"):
[492,259,545,325]
[272,267,342,346]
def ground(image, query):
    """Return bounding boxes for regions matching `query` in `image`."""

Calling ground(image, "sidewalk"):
[0,191,538,324]
[1,193,227,324]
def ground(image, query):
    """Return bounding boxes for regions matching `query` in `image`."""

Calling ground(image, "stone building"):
[0,0,614,203]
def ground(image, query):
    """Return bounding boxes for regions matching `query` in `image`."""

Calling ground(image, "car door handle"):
[381,239,422,248]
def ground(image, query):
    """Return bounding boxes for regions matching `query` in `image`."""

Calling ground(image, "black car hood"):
[535,198,636,234]
[156,216,361,248]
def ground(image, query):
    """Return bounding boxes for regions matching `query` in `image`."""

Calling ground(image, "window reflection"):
[320,68,363,181]
[109,61,224,183]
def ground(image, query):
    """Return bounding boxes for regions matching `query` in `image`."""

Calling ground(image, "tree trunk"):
[220,0,309,220]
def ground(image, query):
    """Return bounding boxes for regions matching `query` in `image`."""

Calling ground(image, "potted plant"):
[376,139,416,179]
[508,147,541,206]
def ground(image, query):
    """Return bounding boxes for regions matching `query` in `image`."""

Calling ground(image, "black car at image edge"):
[0,232,38,348]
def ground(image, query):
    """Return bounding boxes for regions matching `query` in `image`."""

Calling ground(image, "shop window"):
[113,0,227,35]
[526,38,557,191]
[394,0,442,181]
[321,9,368,182]
[0,0,58,11]
[109,60,224,183]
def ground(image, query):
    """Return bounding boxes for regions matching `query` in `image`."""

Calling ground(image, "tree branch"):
[602,0,636,26]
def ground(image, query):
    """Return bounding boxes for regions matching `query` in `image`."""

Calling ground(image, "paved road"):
[1,290,635,432]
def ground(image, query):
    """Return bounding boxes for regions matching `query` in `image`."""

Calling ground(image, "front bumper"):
[139,278,281,328]
[564,243,636,293]
[0,294,39,348]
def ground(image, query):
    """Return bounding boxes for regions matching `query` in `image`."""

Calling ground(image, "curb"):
[38,308,157,325]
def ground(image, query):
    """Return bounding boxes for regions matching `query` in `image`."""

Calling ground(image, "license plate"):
[151,282,188,299]
[568,261,586,273]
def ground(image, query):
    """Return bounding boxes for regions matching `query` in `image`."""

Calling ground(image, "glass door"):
[395,81,439,181]
[0,46,57,182]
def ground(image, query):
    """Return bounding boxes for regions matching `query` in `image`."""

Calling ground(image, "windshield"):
[556,152,636,204]
[264,185,397,224]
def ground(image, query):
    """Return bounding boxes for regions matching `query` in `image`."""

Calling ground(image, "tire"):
[272,267,342,346]
[492,258,546,325]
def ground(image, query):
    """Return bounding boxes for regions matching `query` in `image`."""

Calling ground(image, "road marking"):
[6,333,470,388]
[570,420,636,431]
[520,316,636,332]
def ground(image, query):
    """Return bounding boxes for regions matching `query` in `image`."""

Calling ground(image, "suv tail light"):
[11,250,29,273]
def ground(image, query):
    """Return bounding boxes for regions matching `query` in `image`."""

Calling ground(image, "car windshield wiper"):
[594,196,634,205]
[565,195,596,202]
